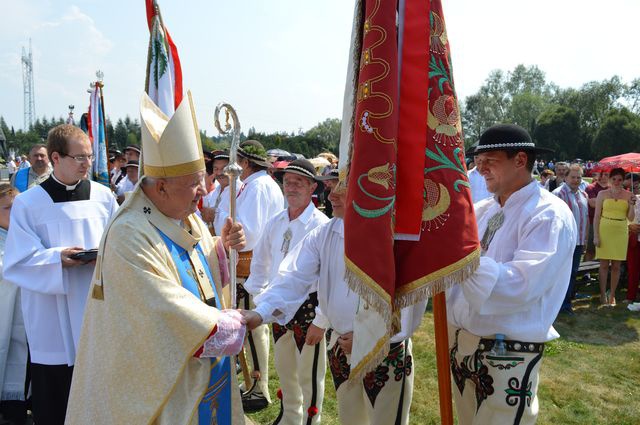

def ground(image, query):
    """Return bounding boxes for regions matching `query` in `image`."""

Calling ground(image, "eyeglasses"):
[62,153,94,163]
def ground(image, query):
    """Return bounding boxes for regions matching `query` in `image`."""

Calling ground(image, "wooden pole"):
[433,292,454,425]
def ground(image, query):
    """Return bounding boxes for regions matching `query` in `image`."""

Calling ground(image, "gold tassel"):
[91,283,104,300]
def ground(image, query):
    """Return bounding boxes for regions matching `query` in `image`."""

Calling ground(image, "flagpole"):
[433,293,454,425]
[96,77,109,155]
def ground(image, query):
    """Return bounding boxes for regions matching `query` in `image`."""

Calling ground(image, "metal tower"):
[22,39,35,130]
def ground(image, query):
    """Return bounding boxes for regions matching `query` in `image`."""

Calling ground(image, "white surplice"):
[254,218,426,342]
[0,227,28,401]
[3,182,118,365]
[447,181,577,342]
[244,201,329,297]
[235,170,284,251]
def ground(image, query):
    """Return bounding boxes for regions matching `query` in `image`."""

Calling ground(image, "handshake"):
[238,309,263,331]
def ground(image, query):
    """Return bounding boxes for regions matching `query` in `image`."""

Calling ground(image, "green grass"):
[246,282,640,424]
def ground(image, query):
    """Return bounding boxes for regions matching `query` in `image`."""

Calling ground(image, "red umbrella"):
[593,153,640,173]
[271,160,290,169]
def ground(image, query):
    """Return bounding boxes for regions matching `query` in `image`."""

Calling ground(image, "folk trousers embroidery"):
[449,326,543,425]
[327,337,414,425]
[272,330,326,425]
[237,281,271,402]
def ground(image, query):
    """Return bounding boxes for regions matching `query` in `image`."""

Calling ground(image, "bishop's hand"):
[221,217,245,251]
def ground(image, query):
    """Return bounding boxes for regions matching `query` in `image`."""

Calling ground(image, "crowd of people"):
[0,94,630,425]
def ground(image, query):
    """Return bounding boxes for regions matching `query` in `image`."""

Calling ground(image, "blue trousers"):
[562,245,584,311]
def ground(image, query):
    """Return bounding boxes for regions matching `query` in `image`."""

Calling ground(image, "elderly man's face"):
[566,169,583,191]
[161,171,207,220]
[283,173,316,210]
[29,147,49,172]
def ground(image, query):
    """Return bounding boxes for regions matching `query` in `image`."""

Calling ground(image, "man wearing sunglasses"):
[3,124,118,425]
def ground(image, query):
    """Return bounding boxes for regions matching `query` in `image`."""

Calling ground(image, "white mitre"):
[140,90,205,178]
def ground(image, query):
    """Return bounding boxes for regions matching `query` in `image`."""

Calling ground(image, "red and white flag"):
[145,0,183,116]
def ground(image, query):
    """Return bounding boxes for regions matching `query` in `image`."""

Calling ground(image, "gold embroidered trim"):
[144,158,205,178]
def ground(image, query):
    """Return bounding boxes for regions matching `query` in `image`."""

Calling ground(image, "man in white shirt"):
[246,174,426,425]
[3,125,118,425]
[201,150,236,236]
[235,139,284,411]
[244,159,329,424]
[447,124,576,425]
[115,160,139,204]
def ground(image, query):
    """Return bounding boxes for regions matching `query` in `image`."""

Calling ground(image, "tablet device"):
[69,249,99,262]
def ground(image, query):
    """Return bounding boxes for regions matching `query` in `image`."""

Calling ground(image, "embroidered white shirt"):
[447,181,577,343]
[235,170,284,251]
[254,218,426,342]
[244,201,329,297]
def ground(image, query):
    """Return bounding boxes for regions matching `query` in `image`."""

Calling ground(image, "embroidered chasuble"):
[65,187,244,425]
[157,229,232,425]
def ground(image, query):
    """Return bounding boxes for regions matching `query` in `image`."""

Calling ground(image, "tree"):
[112,119,128,150]
[625,78,640,115]
[534,105,581,159]
[592,108,640,158]
[304,118,341,154]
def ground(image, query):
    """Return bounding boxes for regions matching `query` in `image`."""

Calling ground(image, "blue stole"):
[14,167,30,192]
[157,230,232,425]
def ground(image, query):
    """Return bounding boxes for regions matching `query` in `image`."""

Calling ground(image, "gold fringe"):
[348,334,389,383]
[395,248,481,309]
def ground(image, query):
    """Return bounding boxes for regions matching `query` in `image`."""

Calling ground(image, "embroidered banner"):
[343,0,480,378]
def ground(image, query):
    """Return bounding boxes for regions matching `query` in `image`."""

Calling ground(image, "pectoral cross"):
[281,228,293,256]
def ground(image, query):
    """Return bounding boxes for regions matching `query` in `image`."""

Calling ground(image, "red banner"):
[344,0,480,374]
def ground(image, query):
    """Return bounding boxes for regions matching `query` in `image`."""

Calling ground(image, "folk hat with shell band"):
[139,91,205,178]
[123,145,141,154]
[237,140,271,168]
[317,168,339,181]
[211,150,230,161]
[472,123,553,155]
[274,159,322,182]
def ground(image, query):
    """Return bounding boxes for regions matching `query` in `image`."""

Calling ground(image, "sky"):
[1,0,639,137]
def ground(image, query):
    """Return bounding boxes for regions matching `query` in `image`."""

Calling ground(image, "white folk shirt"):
[3,179,118,365]
[244,201,329,297]
[254,218,426,342]
[202,178,240,236]
[115,175,135,197]
[447,181,577,343]
[236,170,284,252]
[467,167,492,203]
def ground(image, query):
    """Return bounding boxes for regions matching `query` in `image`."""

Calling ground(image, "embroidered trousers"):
[238,282,271,402]
[449,326,543,425]
[328,336,413,425]
[273,328,326,425]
